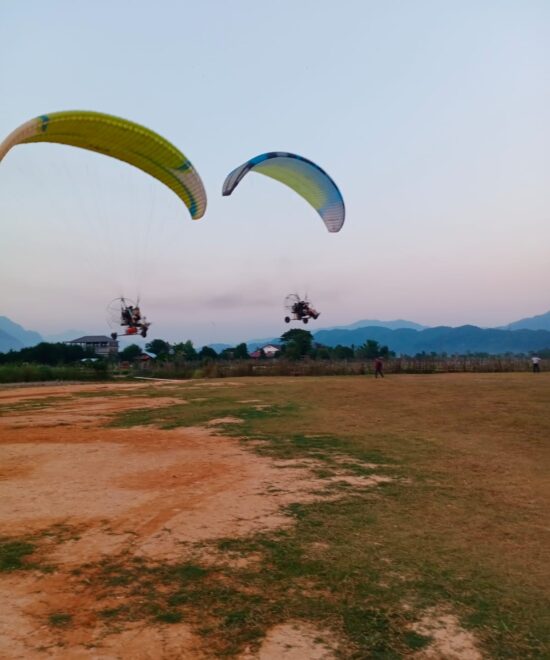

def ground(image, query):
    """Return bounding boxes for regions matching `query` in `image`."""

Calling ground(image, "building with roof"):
[250,344,281,359]
[65,335,118,358]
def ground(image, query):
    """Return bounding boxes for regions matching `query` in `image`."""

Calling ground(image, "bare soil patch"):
[0,570,206,659]
[1,393,185,429]
[0,424,353,559]
[411,607,483,659]
[0,382,389,658]
[239,621,339,659]
[206,416,244,426]
[0,382,149,404]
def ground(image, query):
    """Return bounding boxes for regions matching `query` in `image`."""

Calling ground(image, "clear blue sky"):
[1,0,549,344]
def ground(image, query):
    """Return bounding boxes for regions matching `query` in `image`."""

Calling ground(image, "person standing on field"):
[531,355,541,373]
[374,356,384,378]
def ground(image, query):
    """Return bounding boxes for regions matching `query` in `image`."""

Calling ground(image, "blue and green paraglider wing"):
[222,152,344,232]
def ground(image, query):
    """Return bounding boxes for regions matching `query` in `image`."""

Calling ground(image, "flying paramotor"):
[107,297,151,339]
[284,294,320,324]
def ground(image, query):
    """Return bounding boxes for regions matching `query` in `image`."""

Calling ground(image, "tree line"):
[0,331,393,366]
[3,331,547,368]
[0,342,94,365]
[137,330,392,362]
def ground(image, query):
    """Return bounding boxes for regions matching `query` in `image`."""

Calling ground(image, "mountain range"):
[2,312,550,356]
[245,314,550,355]
[318,318,427,332]
[0,317,91,353]
[0,317,42,353]
[313,324,550,355]
[499,310,550,331]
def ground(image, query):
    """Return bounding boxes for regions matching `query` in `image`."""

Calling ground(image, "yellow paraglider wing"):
[0,111,206,219]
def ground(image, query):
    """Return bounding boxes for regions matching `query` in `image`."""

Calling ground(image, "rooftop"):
[67,335,117,343]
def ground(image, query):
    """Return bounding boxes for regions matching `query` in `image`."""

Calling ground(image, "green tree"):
[356,339,392,359]
[0,342,91,365]
[219,347,234,360]
[333,345,355,360]
[199,346,218,361]
[280,329,313,360]
[173,340,197,361]
[91,359,109,375]
[145,339,171,359]
[314,346,331,360]
[233,342,249,359]
[119,344,142,361]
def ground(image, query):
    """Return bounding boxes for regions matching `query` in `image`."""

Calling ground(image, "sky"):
[1,0,549,345]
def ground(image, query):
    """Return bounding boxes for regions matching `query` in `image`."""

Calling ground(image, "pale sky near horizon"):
[1,0,549,345]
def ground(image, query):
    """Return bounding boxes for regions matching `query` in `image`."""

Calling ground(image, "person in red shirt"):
[374,357,384,378]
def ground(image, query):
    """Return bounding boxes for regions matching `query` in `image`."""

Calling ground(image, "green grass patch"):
[0,539,36,572]
[107,394,298,431]
[153,608,183,624]
[48,612,72,627]
[72,386,189,400]
[0,364,109,383]
[0,525,86,574]
[98,606,127,619]
[0,395,71,415]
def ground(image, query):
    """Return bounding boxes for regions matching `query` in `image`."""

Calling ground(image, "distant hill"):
[0,316,107,350]
[0,316,42,347]
[313,324,550,355]
[323,318,428,331]
[244,338,280,351]
[243,319,427,350]
[4,311,550,357]
[0,316,43,352]
[500,310,550,331]
[0,316,99,352]
[0,328,24,353]
[207,343,233,353]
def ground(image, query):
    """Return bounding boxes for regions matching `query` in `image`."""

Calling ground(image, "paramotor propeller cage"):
[106,297,151,339]
[107,297,137,330]
[284,294,301,312]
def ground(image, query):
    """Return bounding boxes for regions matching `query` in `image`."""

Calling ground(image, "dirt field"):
[1,375,549,658]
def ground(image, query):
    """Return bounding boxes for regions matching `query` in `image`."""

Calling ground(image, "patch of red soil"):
[0,572,206,659]
[411,607,482,659]
[239,621,339,659]
[1,395,185,429]
[0,382,389,658]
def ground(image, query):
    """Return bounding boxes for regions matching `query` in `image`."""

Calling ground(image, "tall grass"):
[7,356,531,383]
[0,364,111,384]
[137,355,543,380]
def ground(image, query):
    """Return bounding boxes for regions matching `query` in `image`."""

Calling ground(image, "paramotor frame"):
[284,294,320,324]
[107,297,151,339]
